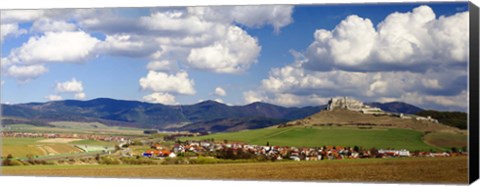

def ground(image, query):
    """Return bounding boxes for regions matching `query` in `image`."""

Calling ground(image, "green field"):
[182,126,442,151]
[1,157,468,183]
[1,137,83,158]
[4,122,146,136]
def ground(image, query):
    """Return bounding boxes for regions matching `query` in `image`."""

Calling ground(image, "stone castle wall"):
[326,97,366,111]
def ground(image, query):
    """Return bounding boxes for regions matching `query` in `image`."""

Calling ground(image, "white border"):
[0,0,469,9]
[0,0,476,186]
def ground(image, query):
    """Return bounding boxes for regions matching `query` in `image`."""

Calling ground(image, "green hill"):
[182,126,447,151]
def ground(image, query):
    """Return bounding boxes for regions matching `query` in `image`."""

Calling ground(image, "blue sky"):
[0,2,470,111]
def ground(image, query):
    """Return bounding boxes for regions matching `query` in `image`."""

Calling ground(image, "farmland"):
[423,132,468,149]
[1,137,83,158]
[1,156,468,183]
[3,122,145,136]
[182,126,448,151]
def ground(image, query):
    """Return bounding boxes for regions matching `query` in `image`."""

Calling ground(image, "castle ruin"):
[326,97,383,114]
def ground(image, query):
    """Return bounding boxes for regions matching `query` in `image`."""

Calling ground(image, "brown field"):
[292,109,461,133]
[1,156,468,183]
[423,132,467,148]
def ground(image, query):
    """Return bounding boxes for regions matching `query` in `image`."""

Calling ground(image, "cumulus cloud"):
[213,98,224,104]
[74,92,87,99]
[143,92,177,105]
[6,31,100,65]
[97,34,157,57]
[188,5,294,33]
[1,23,27,41]
[1,10,45,23]
[4,65,48,82]
[243,90,267,104]
[139,71,195,95]
[214,87,227,96]
[146,60,179,72]
[45,94,63,101]
[186,26,261,73]
[304,6,469,72]
[81,7,269,74]
[30,18,77,33]
[244,5,468,111]
[55,78,84,93]
[52,78,86,100]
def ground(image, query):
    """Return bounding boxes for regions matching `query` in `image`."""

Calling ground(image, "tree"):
[353,146,360,152]
[370,147,378,157]
[266,141,270,146]
[451,147,458,153]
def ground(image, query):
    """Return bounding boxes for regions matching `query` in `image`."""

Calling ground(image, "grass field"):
[4,122,146,136]
[1,156,468,183]
[423,132,467,149]
[182,126,440,151]
[2,137,83,158]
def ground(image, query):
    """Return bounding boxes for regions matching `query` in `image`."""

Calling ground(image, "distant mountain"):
[1,98,323,131]
[177,117,289,133]
[366,101,424,114]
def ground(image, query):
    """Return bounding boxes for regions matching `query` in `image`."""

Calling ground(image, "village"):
[1,129,467,166]
[139,139,466,162]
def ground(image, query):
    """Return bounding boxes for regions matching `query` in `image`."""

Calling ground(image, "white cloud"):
[213,98,224,104]
[146,60,178,72]
[1,10,45,23]
[5,65,48,82]
[140,10,216,35]
[304,6,469,72]
[247,5,468,111]
[188,5,294,33]
[394,90,468,111]
[214,87,227,97]
[74,92,87,99]
[243,90,266,104]
[45,94,63,101]
[30,18,77,33]
[139,71,195,95]
[6,31,100,65]
[55,78,84,93]
[421,79,442,89]
[97,34,156,57]
[1,23,27,41]
[143,92,177,105]
[186,26,261,73]
[255,58,466,109]
[51,78,86,100]
[79,7,267,74]
[306,15,376,70]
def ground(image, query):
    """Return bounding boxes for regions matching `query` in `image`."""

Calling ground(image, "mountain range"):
[1,98,426,132]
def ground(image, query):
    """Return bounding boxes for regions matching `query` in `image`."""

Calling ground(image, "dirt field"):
[38,138,84,143]
[294,109,461,133]
[1,156,468,183]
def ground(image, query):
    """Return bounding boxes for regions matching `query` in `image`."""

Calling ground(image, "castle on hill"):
[326,97,383,114]
[325,96,439,123]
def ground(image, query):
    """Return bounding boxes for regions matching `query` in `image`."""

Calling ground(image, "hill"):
[366,102,424,114]
[182,108,467,151]
[415,110,467,129]
[183,126,442,151]
[1,98,323,131]
[281,109,459,133]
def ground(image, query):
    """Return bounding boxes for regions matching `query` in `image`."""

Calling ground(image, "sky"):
[0,2,470,111]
